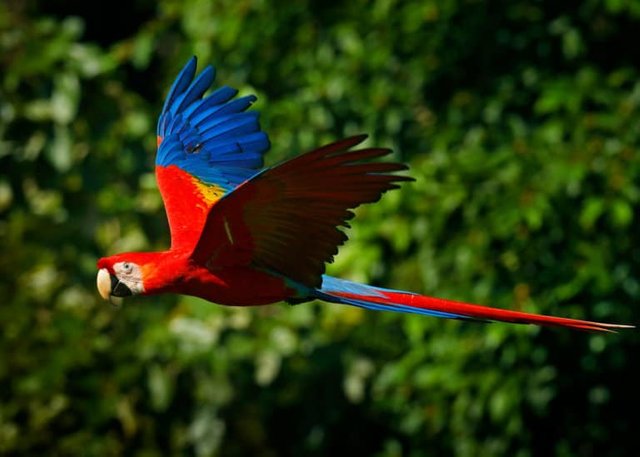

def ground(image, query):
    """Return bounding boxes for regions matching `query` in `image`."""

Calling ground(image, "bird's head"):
[96,253,158,305]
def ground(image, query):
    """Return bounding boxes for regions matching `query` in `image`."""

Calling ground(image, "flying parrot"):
[97,57,632,333]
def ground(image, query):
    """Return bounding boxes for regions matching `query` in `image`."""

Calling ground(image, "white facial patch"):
[113,261,145,295]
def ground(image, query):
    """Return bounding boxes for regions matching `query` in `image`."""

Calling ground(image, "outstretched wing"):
[191,135,413,288]
[155,57,270,250]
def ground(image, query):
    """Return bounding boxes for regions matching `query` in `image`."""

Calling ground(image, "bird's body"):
[104,249,295,306]
[97,57,632,333]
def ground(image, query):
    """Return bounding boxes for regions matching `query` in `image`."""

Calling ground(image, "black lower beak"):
[111,275,132,297]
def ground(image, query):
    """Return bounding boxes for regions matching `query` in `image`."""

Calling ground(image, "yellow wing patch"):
[192,179,225,206]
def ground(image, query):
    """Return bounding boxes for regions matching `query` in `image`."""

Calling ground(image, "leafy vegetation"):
[1,1,639,455]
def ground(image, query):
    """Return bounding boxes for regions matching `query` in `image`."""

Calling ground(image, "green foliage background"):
[1,0,639,455]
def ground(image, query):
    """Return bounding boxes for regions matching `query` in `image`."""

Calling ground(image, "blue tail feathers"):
[316,275,466,320]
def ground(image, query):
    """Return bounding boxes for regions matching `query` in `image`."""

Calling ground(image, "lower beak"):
[97,268,132,306]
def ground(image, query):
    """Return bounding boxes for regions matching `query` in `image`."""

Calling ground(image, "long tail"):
[315,276,633,333]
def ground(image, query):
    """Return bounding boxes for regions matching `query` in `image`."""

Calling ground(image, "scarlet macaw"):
[96,57,631,332]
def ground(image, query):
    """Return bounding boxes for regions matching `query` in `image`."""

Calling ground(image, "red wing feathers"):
[192,135,412,287]
[156,165,226,251]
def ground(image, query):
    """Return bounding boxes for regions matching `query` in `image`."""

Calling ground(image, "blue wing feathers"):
[165,114,184,136]
[177,86,239,124]
[198,112,255,136]
[160,57,197,115]
[189,87,239,119]
[200,114,259,140]
[171,66,216,114]
[207,96,257,117]
[156,57,270,191]
[193,101,258,132]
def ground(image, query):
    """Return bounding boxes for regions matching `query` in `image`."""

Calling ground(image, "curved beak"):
[97,268,131,306]
[97,269,112,300]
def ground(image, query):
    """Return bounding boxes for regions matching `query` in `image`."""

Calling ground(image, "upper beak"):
[97,269,112,300]
[97,268,132,306]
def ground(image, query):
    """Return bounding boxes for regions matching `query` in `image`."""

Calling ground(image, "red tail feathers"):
[378,291,632,332]
[318,277,634,333]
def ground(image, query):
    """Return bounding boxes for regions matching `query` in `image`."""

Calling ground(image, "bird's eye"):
[122,262,132,274]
